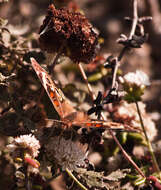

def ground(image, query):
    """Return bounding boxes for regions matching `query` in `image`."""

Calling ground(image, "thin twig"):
[135,101,161,175]
[77,62,107,120]
[111,46,127,89]
[77,62,96,102]
[111,0,138,89]
[110,132,145,177]
[129,0,138,39]
[66,168,88,190]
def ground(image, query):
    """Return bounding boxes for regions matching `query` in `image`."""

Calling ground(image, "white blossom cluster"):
[119,70,150,87]
[7,134,40,158]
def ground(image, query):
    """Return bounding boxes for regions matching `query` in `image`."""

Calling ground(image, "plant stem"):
[129,0,138,39]
[66,168,88,190]
[77,62,145,178]
[77,62,95,102]
[111,0,138,89]
[109,130,145,178]
[135,101,160,175]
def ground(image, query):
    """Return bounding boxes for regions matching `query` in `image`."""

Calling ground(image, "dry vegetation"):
[0,0,161,189]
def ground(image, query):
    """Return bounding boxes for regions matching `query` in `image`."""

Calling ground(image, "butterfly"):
[30,58,140,132]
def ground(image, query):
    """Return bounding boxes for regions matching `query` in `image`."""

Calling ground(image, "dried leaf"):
[104,169,130,181]
[76,168,107,189]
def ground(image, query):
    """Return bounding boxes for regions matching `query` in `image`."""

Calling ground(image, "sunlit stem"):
[77,62,96,102]
[135,101,161,177]
[66,168,88,190]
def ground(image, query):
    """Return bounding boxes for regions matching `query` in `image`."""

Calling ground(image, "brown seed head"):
[39,4,99,63]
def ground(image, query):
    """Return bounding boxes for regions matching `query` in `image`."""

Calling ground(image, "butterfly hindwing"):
[72,120,140,132]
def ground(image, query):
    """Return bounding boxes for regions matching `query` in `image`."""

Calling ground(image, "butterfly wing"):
[72,120,141,132]
[31,58,76,119]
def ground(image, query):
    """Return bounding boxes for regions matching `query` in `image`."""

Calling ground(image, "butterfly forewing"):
[31,58,76,119]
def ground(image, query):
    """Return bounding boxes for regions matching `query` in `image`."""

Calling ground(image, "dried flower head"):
[39,4,99,63]
[119,70,150,102]
[112,101,157,141]
[45,136,87,171]
[7,134,40,158]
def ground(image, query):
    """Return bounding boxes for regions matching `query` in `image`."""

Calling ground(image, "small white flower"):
[121,70,150,87]
[7,134,40,158]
